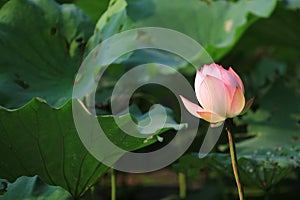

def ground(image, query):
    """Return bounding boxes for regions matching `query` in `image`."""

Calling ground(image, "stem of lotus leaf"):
[178,172,186,199]
[90,186,96,200]
[226,127,244,200]
[110,169,116,200]
[264,190,270,200]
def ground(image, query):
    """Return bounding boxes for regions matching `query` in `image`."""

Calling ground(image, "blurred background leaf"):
[86,0,277,73]
[55,0,110,23]
[74,0,110,23]
[234,79,300,151]
[175,145,300,193]
[220,2,300,152]
[126,0,276,61]
[1,0,300,199]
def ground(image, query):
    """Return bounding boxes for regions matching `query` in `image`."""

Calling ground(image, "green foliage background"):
[0,0,299,199]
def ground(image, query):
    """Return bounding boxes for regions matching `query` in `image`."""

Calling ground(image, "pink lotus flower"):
[180,63,253,124]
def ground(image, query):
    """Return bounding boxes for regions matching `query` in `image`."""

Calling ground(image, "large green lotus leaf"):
[220,2,300,141]
[0,98,181,197]
[87,0,188,69]
[175,145,300,191]
[55,0,110,23]
[0,176,71,200]
[234,78,300,152]
[126,0,277,61]
[86,0,133,52]
[240,58,287,99]
[204,149,299,191]
[221,3,300,75]
[87,0,276,66]
[0,0,93,109]
[74,0,110,23]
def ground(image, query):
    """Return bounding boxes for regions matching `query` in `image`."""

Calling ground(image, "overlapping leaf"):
[175,145,300,191]
[0,0,93,108]
[74,0,110,23]
[84,0,277,74]
[0,98,182,197]
[234,78,300,152]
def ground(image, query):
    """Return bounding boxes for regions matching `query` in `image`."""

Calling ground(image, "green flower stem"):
[178,172,186,199]
[264,190,270,200]
[90,186,96,200]
[110,169,116,200]
[226,127,244,200]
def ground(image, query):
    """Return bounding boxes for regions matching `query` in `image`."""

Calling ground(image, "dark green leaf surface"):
[234,79,300,152]
[87,0,276,67]
[127,0,277,61]
[215,146,299,190]
[176,146,300,191]
[0,98,181,197]
[0,0,93,108]
[87,0,133,53]
[74,0,110,23]
[221,3,300,154]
